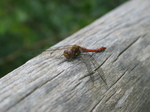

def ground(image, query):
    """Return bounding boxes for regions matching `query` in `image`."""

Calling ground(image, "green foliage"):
[0,0,127,77]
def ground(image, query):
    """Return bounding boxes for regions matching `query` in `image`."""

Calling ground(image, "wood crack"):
[91,68,128,111]
[91,63,139,111]
[113,36,142,63]
[5,70,64,111]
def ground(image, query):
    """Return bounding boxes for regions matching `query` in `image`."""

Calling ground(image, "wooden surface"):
[0,0,150,112]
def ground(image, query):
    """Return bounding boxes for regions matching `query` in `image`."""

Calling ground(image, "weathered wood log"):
[0,0,150,111]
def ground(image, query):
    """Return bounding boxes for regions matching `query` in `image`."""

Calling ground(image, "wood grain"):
[0,0,150,112]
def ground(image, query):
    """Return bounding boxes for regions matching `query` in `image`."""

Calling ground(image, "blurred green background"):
[0,0,127,77]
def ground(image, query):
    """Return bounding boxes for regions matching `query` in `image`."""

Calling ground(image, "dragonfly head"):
[63,50,74,59]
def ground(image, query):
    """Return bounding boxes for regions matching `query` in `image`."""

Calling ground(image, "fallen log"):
[0,0,150,111]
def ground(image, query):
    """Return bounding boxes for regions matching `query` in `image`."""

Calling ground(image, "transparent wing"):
[28,45,73,59]
[80,53,95,81]
[89,54,107,85]
[80,51,107,85]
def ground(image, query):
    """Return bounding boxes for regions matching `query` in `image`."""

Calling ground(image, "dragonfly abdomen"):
[81,47,106,52]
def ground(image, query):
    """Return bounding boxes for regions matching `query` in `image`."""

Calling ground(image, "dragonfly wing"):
[46,45,72,51]
[89,54,107,85]
[80,54,95,81]
[28,45,73,58]
[81,52,107,85]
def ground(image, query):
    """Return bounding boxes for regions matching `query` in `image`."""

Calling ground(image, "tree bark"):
[0,0,150,112]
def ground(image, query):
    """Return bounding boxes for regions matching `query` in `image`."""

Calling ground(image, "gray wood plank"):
[0,0,150,112]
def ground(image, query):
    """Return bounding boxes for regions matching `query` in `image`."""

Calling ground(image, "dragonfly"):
[30,45,107,84]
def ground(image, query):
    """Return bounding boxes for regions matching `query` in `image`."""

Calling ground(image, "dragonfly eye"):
[63,50,73,59]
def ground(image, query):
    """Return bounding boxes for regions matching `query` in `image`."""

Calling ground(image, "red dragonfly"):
[63,45,106,59]
[30,45,107,84]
